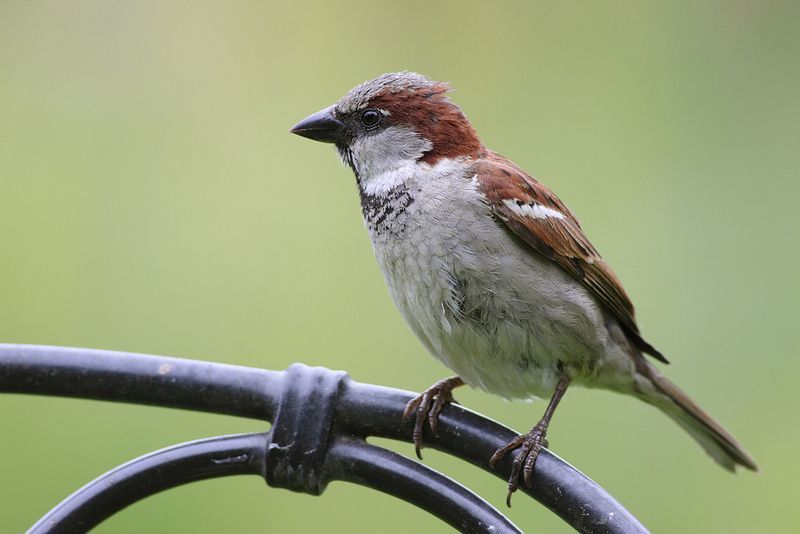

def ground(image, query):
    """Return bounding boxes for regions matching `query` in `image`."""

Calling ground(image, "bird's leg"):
[490,373,571,506]
[402,376,465,459]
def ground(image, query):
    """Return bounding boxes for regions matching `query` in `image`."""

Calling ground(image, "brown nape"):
[369,84,486,164]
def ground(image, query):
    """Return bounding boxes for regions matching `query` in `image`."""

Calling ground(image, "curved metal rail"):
[0,344,648,533]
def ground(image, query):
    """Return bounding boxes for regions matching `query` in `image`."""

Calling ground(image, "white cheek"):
[352,126,433,195]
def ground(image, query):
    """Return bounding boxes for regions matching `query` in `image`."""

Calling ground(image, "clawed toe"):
[403,376,464,459]
[490,424,549,506]
[403,389,434,459]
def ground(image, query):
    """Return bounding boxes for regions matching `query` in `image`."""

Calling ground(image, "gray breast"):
[358,169,612,399]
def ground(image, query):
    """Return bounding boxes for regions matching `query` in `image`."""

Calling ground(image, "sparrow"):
[290,72,757,504]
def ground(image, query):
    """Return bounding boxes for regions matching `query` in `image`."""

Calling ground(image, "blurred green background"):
[1,1,798,532]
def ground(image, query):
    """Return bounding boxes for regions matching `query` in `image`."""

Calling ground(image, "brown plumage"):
[473,152,668,363]
[369,83,485,164]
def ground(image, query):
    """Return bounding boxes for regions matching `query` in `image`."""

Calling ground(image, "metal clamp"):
[265,363,347,494]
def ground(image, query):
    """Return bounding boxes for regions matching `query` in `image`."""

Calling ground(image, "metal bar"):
[28,433,267,533]
[325,437,523,534]
[0,344,279,420]
[26,432,524,534]
[0,344,648,533]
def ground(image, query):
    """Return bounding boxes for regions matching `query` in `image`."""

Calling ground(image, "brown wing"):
[473,152,667,363]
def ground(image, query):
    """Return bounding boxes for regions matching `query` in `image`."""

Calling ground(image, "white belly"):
[367,170,614,399]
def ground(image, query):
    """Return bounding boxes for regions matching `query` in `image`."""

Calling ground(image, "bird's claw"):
[489,423,549,507]
[402,378,461,459]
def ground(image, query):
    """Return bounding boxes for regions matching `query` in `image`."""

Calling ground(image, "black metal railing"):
[0,344,648,533]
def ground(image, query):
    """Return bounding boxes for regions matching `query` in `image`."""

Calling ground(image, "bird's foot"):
[402,376,464,459]
[489,423,549,507]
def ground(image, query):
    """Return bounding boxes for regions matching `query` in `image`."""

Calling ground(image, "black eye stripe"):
[360,109,382,129]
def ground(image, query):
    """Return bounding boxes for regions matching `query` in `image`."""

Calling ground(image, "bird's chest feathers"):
[357,164,606,399]
[358,166,491,357]
[366,193,458,323]
[358,161,476,312]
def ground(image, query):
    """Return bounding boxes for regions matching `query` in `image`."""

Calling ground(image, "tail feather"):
[639,364,758,472]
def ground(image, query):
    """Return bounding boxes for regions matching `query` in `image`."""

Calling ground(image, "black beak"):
[290,105,349,144]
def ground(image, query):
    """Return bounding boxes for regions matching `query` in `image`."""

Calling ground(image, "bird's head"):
[291,72,484,184]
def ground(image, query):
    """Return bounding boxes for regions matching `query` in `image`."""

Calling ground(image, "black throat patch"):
[358,185,414,235]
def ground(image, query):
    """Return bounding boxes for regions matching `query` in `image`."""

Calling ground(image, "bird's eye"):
[360,109,382,129]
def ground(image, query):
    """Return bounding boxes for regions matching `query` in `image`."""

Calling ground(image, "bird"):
[290,72,758,504]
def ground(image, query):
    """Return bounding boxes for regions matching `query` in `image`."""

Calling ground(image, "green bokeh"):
[1,1,798,532]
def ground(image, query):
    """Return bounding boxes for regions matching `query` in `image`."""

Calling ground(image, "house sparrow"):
[291,72,757,504]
